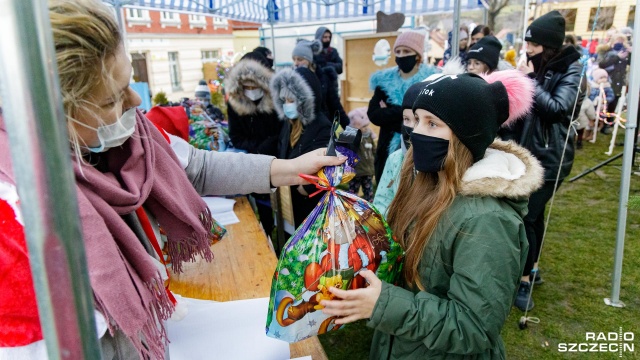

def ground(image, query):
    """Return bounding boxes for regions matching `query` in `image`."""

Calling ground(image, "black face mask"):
[395,55,417,73]
[411,132,449,173]
[401,125,413,151]
[322,41,330,49]
[526,52,543,74]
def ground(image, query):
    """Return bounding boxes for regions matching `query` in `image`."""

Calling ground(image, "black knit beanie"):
[525,10,566,49]
[466,35,502,71]
[412,73,509,161]
[402,82,428,110]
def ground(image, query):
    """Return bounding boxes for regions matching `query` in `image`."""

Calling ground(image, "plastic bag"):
[265,146,404,343]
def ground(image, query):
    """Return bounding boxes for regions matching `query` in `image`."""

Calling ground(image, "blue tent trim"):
[107,0,482,24]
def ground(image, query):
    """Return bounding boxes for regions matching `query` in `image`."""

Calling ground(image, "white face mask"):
[244,88,264,101]
[75,107,137,153]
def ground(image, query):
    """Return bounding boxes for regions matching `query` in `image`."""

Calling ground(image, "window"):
[127,8,148,20]
[168,52,182,91]
[588,6,616,31]
[126,8,150,26]
[558,9,577,32]
[161,11,181,27]
[213,17,228,29]
[189,14,207,29]
[628,6,635,28]
[201,50,220,63]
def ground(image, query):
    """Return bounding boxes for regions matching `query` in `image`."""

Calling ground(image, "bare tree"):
[487,0,510,30]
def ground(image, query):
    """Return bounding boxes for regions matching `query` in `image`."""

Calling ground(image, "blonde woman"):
[322,71,543,359]
[0,0,343,358]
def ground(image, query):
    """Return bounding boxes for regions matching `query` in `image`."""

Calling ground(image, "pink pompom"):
[348,107,370,129]
[481,70,535,126]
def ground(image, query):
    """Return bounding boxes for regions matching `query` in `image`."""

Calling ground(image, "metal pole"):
[114,1,129,53]
[604,1,640,307]
[482,8,488,25]
[522,0,529,41]
[605,2,640,309]
[271,23,277,66]
[0,0,102,358]
[451,0,461,58]
[267,0,277,67]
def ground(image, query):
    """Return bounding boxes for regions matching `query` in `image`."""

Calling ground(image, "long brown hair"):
[289,119,303,147]
[386,134,474,290]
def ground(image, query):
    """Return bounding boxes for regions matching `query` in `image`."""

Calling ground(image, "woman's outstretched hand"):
[270,148,346,187]
[320,269,382,325]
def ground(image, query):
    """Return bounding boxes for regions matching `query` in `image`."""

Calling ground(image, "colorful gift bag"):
[265,146,404,343]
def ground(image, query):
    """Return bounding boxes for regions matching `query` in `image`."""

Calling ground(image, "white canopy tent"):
[105,0,484,62]
[110,0,483,23]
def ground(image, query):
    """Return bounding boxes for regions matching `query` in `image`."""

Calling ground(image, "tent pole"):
[114,1,129,53]
[451,0,461,59]
[0,0,102,358]
[605,2,640,309]
[522,0,529,40]
[271,22,276,66]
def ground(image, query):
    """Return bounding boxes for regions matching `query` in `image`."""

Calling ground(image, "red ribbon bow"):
[298,173,336,198]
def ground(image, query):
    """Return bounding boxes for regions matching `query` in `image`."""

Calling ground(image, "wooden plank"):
[169,197,327,359]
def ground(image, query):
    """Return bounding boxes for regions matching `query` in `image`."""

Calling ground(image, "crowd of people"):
[0,1,634,359]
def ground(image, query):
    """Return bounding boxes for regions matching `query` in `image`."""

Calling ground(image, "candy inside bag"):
[265,146,404,343]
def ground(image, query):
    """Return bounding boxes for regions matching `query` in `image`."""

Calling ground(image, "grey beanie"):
[195,79,211,99]
[292,39,322,62]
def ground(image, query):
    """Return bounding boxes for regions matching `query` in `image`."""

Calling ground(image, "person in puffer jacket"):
[271,67,332,232]
[314,26,343,75]
[321,70,542,360]
[225,56,282,237]
[508,10,586,312]
[292,39,349,129]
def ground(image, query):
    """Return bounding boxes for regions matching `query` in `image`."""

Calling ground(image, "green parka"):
[368,140,544,360]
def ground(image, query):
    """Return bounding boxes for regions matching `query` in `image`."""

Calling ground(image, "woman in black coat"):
[270,67,332,230]
[508,10,585,312]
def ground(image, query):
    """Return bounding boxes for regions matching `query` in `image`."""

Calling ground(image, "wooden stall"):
[341,31,399,114]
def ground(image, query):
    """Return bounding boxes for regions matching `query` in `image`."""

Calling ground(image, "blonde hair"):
[386,134,473,290]
[49,0,122,157]
[289,119,302,147]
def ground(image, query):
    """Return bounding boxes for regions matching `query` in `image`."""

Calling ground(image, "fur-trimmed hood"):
[459,140,544,201]
[270,68,318,126]
[225,59,274,116]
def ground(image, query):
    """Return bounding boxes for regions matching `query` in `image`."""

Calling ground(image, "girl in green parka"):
[322,70,544,360]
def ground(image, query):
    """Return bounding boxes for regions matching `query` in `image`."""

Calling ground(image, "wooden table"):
[169,197,328,360]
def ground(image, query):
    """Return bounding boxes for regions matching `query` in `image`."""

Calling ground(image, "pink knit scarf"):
[0,110,217,359]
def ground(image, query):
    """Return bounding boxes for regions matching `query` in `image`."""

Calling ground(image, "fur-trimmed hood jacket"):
[225,59,274,116]
[270,68,318,127]
[368,139,543,360]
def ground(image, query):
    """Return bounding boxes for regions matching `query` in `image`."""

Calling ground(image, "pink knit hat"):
[394,31,425,55]
[592,68,609,82]
[348,107,370,129]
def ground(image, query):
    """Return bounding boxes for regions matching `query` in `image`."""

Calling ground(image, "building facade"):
[536,0,634,40]
[124,8,259,101]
